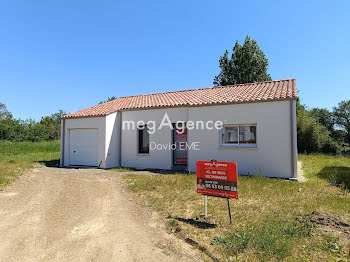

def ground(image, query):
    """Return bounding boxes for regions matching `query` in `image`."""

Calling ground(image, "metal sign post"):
[204,195,208,218]
[227,198,232,224]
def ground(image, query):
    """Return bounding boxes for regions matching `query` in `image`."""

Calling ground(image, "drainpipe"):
[118,111,122,167]
[290,100,298,179]
[60,118,65,167]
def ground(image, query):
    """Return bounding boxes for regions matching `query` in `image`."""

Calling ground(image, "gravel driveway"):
[0,167,199,262]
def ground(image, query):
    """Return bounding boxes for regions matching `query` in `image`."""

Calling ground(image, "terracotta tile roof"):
[62,79,297,118]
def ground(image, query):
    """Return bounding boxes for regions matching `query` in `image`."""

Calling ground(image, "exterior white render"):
[60,99,298,179]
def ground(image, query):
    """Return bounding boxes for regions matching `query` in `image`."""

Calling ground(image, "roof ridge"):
[115,78,296,100]
[62,78,297,118]
[214,78,295,88]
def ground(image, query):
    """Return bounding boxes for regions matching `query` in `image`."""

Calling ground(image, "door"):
[69,129,98,166]
[173,124,188,166]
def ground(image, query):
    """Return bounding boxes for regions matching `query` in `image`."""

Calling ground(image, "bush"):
[0,119,57,142]
[0,109,64,142]
[321,140,339,155]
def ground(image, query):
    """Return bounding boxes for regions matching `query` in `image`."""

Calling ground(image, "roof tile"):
[62,79,297,118]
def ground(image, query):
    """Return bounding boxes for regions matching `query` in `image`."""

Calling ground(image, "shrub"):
[321,140,339,155]
[0,109,64,142]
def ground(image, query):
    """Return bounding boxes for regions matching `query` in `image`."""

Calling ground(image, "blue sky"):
[0,0,349,120]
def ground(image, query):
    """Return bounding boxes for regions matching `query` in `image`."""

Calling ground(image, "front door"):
[173,124,188,166]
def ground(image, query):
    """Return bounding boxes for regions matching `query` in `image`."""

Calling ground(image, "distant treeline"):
[0,103,64,142]
[297,100,350,154]
[1,100,350,155]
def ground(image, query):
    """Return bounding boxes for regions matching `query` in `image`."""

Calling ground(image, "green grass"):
[124,155,350,261]
[0,140,60,189]
[299,154,350,191]
[0,140,60,155]
[212,216,314,261]
[110,167,136,172]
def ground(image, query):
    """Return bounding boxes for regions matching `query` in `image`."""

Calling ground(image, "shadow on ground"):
[173,217,217,229]
[36,159,60,167]
[143,169,194,175]
[317,166,350,190]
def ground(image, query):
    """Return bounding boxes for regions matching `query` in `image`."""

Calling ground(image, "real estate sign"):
[196,161,238,199]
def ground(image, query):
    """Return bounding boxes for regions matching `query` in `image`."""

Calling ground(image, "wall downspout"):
[60,118,65,167]
[118,111,122,167]
[290,100,298,179]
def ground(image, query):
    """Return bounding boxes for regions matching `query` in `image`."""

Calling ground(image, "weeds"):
[110,167,136,172]
[0,140,60,155]
[0,140,60,188]
[212,217,313,261]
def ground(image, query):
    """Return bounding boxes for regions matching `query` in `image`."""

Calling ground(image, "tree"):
[99,96,117,104]
[297,101,338,154]
[333,100,350,144]
[309,107,335,135]
[213,35,272,86]
[0,103,12,120]
[40,110,65,140]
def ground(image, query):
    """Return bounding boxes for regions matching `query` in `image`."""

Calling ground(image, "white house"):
[60,79,298,179]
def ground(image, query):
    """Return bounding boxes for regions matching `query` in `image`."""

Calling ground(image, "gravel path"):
[0,167,200,262]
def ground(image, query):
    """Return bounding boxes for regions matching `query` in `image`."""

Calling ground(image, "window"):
[221,126,238,144]
[138,125,149,154]
[220,125,256,147]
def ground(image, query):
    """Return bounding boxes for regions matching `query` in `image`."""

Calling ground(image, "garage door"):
[69,129,98,166]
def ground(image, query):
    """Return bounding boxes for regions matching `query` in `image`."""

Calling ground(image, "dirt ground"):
[0,167,201,262]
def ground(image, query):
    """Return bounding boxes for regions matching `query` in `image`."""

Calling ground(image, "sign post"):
[204,195,208,218]
[227,198,232,224]
[196,160,238,222]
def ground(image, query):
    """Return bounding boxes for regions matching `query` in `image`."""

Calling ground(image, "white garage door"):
[69,129,98,166]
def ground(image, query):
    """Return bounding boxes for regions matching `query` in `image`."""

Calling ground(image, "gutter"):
[118,111,122,167]
[60,118,65,167]
[290,99,298,179]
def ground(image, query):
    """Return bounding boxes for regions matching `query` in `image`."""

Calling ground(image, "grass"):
[0,140,60,155]
[124,155,350,261]
[0,140,60,189]
[110,167,136,172]
[212,216,314,261]
[299,154,350,191]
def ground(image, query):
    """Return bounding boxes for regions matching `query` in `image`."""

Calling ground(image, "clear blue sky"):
[0,0,349,120]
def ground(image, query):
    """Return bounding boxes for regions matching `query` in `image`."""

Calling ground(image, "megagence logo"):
[122,113,224,134]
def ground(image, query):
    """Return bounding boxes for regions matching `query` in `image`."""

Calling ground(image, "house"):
[60,79,298,179]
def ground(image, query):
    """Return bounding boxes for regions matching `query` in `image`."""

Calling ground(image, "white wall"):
[120,101,295,178]
[121,107,188,169]
[62,100,296,178]
[105,112,120,168]
[188,101,294,178]
[61,113,120,169]
[61,117,106,168]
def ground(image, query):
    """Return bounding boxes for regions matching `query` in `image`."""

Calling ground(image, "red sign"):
[196,161,238,199]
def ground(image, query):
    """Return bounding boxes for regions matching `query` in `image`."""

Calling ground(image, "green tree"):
[0,103,12,120]
[99,96,117,104]
[1,109,65,142]
[40,110,65,140]
[333,100,350,144]
[297,101,338,154]
[213,35,272,86]
[309,108,334,132]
